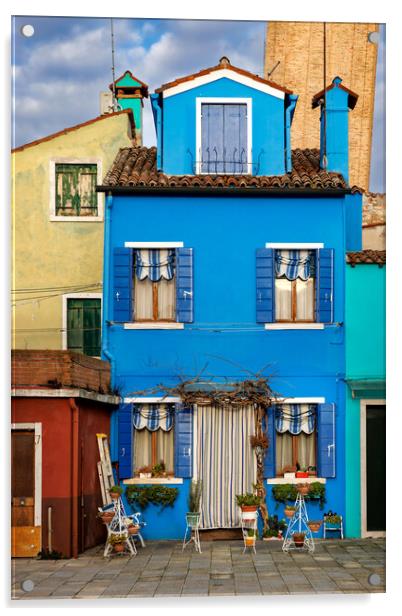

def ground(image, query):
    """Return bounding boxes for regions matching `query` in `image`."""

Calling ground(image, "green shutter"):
[55,164,98,216]
[67,298,101,356]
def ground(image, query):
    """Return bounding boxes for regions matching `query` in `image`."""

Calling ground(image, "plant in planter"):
[306,482,326,509]
[236,492,261,516]
[98,509,115,524]
[308,465,317,477]
[307,520,322,533]
[186,479,202,526]
[296,483,310,496]
[292,532,306,548]
[263,515,287,540]
[137,465,153,479]
[324,511,342,526]
[108,532,128,553]
[284,505,296,518]
[109,485,124,500]
[245,528,256,546]
[272,483,298,508]
[126,485,179,510]
[151,461,166,478]
[295,462,309,478]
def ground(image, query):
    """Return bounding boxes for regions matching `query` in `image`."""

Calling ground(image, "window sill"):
[49,215,103,222]
[267,477,326,485]
[264,323,325,330]
[123,322,184,330]
[123,477,183,485]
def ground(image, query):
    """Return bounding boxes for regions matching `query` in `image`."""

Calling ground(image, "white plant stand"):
[241,509,258,554]
[182,513,202,554]
[103,497,136,557]
[282,492,315,553]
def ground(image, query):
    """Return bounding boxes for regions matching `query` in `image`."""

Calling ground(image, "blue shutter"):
[113,248,133,322]
[224,104,248,173]
[201,104,224,173]
[263,407,276,478]
[118,403,133,480]
[256,248,274,323]
[176,248,194,323]
[174,405,193,478]
[317,403,336,478]
[316,248,334,323]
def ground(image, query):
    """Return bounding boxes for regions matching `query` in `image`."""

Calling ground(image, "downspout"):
[69,398,79,559]
[102,192,118,462]
[285,94,298,173]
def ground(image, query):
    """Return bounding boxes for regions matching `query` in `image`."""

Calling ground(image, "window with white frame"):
[133,249,176,321]
[66,297,101,357]
[133,404,175,474]
[275,249,316,322]
[275,404,317,475]
[55,163,98,216]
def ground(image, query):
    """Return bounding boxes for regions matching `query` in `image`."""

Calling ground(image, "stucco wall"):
[12,112,133,351]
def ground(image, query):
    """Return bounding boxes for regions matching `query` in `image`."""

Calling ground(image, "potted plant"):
[151,461,166,478]
[284,504,296,518]
[236,492,261,515]
[296,483,310,496]
[109,485,124,500]
[138,465,153,479]
[292,532,306,548]
[307,482,326,509]
[245,528,256,547]
[263,515,287,540]
[307,520,322,533]
[308,465,317,477]
[108,532,128,553]
[123,516,140,535]
[186,479,202,526]
[271,484,298,508]
[98,509,115,524]
[295,462,309,479]
[324,511,342,527]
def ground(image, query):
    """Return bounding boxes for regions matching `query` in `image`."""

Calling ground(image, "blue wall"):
[159,78,286,176]
[103,191,356,538]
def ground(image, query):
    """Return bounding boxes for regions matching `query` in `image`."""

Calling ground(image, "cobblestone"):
[11,537,385,599]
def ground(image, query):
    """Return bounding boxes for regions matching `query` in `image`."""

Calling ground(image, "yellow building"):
[12,110,135,354]
[265,22,379,191]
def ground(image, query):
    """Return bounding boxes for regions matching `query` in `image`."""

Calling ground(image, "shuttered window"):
[55,163,98,216]
[201,103,248,174]
[67,298,101,357]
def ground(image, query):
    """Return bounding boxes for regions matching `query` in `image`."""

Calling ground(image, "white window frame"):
[267,396,325,485]
[123,396,183,485]
[11,422,42,527]
[62,293,102,356]
[360,399,386,538]
[49,158,103,222]
[265,242,325,330]
[195,97,252,175]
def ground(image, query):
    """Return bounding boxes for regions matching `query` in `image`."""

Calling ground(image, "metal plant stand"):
[182,513,202,553]
[241,509,258,554]
[282,491,315,553]
[103,497,136,557]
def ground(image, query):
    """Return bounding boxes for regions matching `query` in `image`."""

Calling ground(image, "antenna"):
[267,60,280,79]
[322,22,328,169]
[110,18,118,112]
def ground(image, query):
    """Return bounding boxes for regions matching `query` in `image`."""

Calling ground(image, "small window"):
[201,103,248,174]
[55,163,98,217]
[67,298,101,356]
[275,250,316,322]
[275,404,317,475]
[133,404,174,474]
[133,249,176,321]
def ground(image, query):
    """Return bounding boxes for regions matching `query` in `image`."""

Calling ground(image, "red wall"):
[12,396,112,558]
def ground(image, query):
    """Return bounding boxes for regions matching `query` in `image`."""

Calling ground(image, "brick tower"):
[264,22,379,190]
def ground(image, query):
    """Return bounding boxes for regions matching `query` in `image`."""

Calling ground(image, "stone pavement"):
[11,538,385,600]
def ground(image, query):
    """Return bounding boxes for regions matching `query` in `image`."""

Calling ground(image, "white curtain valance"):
[132,404,174,432]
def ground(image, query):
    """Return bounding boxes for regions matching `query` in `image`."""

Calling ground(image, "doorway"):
[11,424,42,557]
[193,404,256,529]
[360,401,386,537]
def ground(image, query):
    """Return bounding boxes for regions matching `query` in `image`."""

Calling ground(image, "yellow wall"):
[12,113,134,350]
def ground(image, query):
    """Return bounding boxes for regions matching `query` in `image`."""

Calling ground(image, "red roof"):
[312,77,359,110]
[109,70,149,97]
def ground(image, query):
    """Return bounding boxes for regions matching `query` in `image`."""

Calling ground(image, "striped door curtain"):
[134,249,175,281]
[274,404,316,434]
[193,404,256,529]
[274,250,315,281]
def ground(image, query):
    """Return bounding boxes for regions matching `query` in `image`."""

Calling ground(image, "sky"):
[11,16,385,192]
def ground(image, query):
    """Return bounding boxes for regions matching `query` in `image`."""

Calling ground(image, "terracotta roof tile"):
[346,250,386,265]
[101,146,362,193]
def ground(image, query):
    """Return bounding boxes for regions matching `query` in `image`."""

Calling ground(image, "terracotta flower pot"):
[128,525,140,535]
[293,533,305,548]
[245,537,256,546]
[110,492,120,501]
[113,543,125,553]
[284,508,295,518]
[307,521,322,533]
[295,472,309,478]
[99,512,114,524]
[241,505,258,512]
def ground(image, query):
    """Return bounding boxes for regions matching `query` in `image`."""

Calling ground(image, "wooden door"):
[11,430,41,557]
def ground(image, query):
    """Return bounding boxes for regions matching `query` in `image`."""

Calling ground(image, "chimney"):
[312,76,358,183]
[109,71,149,146]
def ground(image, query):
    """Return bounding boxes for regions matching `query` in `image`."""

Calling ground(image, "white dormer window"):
[196,98,252,174]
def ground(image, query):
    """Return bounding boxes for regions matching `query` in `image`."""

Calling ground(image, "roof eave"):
[97,185,353,197]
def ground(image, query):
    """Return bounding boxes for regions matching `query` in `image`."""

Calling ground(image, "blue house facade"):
[99,58,362,539]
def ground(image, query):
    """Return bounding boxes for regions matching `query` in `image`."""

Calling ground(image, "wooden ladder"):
[97,433,114,506]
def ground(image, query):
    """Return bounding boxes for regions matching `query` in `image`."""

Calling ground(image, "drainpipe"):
[102,192,118,461]
[285,94,298,172]
[69,398,79,559]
